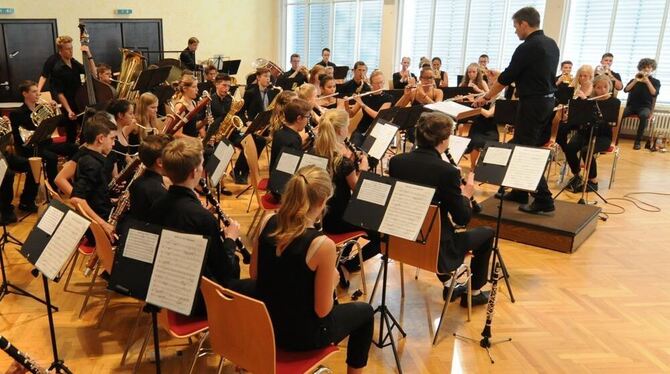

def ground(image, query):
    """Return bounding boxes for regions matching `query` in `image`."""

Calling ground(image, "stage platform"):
[469,197,601,253]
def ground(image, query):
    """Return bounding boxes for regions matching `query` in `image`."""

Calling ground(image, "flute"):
[319,92,339,99]
[553,92,612,112]
[445,92,486,102]
[343,88,384,101]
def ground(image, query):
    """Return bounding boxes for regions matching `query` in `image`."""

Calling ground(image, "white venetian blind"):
[286,3,307,67]
[432,0,467,84]
[464,0,505,69]
[499,0,546,69]
[358,0,383,69]
[308,3,331,66]
[333,1,357,67]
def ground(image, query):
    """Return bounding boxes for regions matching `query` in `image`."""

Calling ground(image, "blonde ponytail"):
[313,109,349,174]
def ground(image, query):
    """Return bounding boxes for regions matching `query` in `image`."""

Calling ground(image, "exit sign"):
[115,9,132,15]
[0,8,15,15]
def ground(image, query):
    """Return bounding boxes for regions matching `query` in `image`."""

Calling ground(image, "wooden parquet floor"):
[1,138,670,373]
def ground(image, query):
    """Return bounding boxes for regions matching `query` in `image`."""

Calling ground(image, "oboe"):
[0,335,47,374]
[198,178,251,264]
[445,150,482,213]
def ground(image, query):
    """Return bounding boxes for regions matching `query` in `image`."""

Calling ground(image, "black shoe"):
[633,142,641,150]
[495,190,529,204]
[566,175,583,193]
[337,265,350,289]
[519,201,555,214]
[19,202,38,213]
[0,211,18,225]
[574,181,598,192]
[221,188,233,196]
[234,175,248,185]
[460,290,491,307]
[443,283,467,301]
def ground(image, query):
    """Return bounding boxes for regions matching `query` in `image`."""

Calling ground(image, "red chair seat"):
[601,145,615,154]
[258,178,269,191]
[166,311,208,337]
[276,346,338,374]
[52,135,67,144]
[261,193,281,209]
[325,231,367,245]
[78,237,95,255]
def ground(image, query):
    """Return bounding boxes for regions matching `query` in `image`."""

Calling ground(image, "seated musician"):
[96,63,117,97]
[171,74,207,139]
[278,53,308,90]
[267,90,298,135]
[460,63,489,93]
[564,75,615,193]
[106,99,140,174]
[70,113,117,240]
[127,134,171,222]
[389,112,493,304]
[596,52,624,96]
[251,165,374,373]
[316,47,337,68]
[149,137,252,316]
[392,56,417,89]
[203,64,217,93]
[1,117,38,222]
[239,68,279,124]
[555,60,573,87]
[464,70,502,170]
[297,83,323,126]
[309,65,327,95]
[431,57,449,88]
[478,54,490,82]
[396,66,444,107]
[344,70,392,147]
[179,37,199,71]
[134,92,161,138]
[340,61,371,98]
[49,35,98,142]
[556,65,594,154]
[623,58,661,150]
[314,110,381,274]
[419,56,431,69]
[10,80,77,195]
[318,75,343,110]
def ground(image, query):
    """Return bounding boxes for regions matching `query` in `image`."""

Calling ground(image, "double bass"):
[75,23,114,111]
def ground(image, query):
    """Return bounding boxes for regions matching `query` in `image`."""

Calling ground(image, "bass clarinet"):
[198,178,252,264]
[0,335,47,374]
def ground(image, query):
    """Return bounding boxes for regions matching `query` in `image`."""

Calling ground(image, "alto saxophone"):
[212,96,245,144]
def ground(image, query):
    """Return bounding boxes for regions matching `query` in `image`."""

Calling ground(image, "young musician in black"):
[431,57,449,88]
[149,137,249,316]
[623,58,661,150]
[70,113,117,240]
[389,112,494,305]
[1,117,38,222]
[106,99,140,173]
[128,134,171,222]
[278,53,308,90]
[344,70,392,147]
[596,53,624,95]
[239,68,279,124]
[555,60,573,87]
[179,37,199,71]
[392,56,417,89]
[340,61,371,97]
[251,165,374,373]
[474,6,559,214]
[316,47,337,68]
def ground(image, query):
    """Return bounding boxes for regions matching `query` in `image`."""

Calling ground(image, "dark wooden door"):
[0,20,58,102]
[81,19,163,73]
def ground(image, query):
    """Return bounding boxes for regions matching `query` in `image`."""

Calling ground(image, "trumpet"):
[288,65,309,79]
[635,71,649,80]
[560,73,573,84]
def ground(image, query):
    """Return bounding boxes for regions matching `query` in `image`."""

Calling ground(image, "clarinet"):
[198,179,251,264]
[481,262,501,342]
[343,137,362,171]
[445,150,482,213]
[303,123,316,151]
[0,335,47,374]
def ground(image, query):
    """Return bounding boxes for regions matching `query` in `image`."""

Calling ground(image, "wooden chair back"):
[74,203,114,274]
[44,179,65,204]
[200,277,276,374]
[386,205,442,274]
[611,105,625,146]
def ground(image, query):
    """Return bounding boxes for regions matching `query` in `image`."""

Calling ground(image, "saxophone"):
[211,96,245,144]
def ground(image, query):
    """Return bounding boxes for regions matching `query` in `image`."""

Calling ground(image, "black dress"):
[466,105,499,152]
[323,158,357,234]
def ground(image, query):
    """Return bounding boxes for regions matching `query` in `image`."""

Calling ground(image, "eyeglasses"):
[301,114,312,120]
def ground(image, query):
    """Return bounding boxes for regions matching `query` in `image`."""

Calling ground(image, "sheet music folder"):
[360,119,399,160]
[568,97,621,126]
[268,147,329,195]
[27,114,63,146]
[475,142,551,192]
[205,139,235,187]
[343,172,436,242]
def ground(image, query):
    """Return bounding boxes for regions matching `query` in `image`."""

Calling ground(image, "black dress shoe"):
[221,188,233,196]
[0,211,18,225]
[19,202,38,213]
[443,283,467,301]
[633,142,641,150]
[519,201,555,214]
[234,175,248,185]
[495,190,529,204]
[460,290,490,307]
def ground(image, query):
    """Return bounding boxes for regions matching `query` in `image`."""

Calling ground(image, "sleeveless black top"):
[257,215,326,350]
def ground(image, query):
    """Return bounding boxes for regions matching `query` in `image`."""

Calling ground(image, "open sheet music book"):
[425,100,482,121]
[269,147,329,195]
[205,139,235,187]
[445,135,471,164]
[474,142,550,192]
[361,119,399,160]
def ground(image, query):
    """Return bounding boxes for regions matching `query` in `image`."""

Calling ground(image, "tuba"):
[117,48,145,101]
[212,96,245,143]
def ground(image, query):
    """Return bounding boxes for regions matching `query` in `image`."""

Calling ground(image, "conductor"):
[474,6,559,214]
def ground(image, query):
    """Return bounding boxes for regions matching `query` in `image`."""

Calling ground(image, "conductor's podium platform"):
[469,197,601,253]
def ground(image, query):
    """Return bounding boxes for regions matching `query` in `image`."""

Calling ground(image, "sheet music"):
[483,147,512,166]
[368,122,398,160]
[0,158,7,186]
[298,153,328,171]
[146,229,208,315]
[275,152,300,174]
[447,136,471,164]
[425,100,478,119]
[37,206,65,236]
[379,181,435,241]
[210,142,235,187]
[35,210,90,280]
[357,179,391,206]
[123,228,159,264]
[502,146,551,191]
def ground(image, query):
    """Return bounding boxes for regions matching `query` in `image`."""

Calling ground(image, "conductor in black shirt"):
[623,58,661,150]
[474,6,559,214]
[179,37,199,71]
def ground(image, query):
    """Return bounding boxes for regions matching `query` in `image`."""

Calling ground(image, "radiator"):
[620,111,670,137]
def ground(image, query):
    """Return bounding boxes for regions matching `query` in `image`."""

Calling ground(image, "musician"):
[0,118,38,222]
[268,90,298,135]
[465,70,502,171]
[623,58,661,150]
[251,165,374,372]
[392,56,417,89]
[107,99,140,173]
[171,75,206,139]
[309,65,327,95]
[297,83,323,126]
[318,75,343,110]
[474,6,559,214]
[419,56,431,69]
[564,75,614,193]
[460,63,489,93]
[431,57,449,88]
[126,134,171,223]
[70,113,117,240]
[596,52,624,94]
[10,81,78,191]
[278,53,308,90]
[149,137,250,317]
[316,47,337,68]
[555,65,594,155]
[344,70,392,147]
[396,67,444,107]
[134,92,161,138]
[239,68,279,124]
[179,37,199,71]
[555,60,573,87]
[37,35,95,93]
[340,61,370,98]
[48,35,97,142]
[199,64,218,95]
[389,112,493,304]
[478,54,489,70]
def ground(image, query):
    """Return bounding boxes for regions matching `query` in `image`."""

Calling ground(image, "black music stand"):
[441,86,474,100]
[220,59,241,76]
[359,119,399,162]
[267,148,328,196]
[394,105,429,152]
[333,66,349,80]
[493,100,518,127]
[556,85,575,105]
[135,66,174,93]
[383,89,405,105]
[245,109,272,136]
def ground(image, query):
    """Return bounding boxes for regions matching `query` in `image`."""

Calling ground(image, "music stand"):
[393,105,429,152]
[383,89,405,106]
[245,109,272,136]
[219,59,241,76]
[493,100,518,126]
[135,66,174,93]
[333,66,349,80]
[556,85,575,105]
[267,148,328,196]
[441,86,474,100]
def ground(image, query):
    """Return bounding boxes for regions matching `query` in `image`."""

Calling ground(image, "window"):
[562,0,670,103]
[284,0,383,71]
[398,0,545,86]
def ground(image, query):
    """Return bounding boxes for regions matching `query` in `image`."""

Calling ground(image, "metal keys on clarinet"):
[445,150,482,213]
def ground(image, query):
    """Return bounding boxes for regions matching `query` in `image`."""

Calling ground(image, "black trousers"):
[316,302,374,369]
[565,132,612,179]
[232,133,266,178]
[623,105,652,143]
[438,226,495,290]
[0,153,38,213]
[510,96,555,205]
